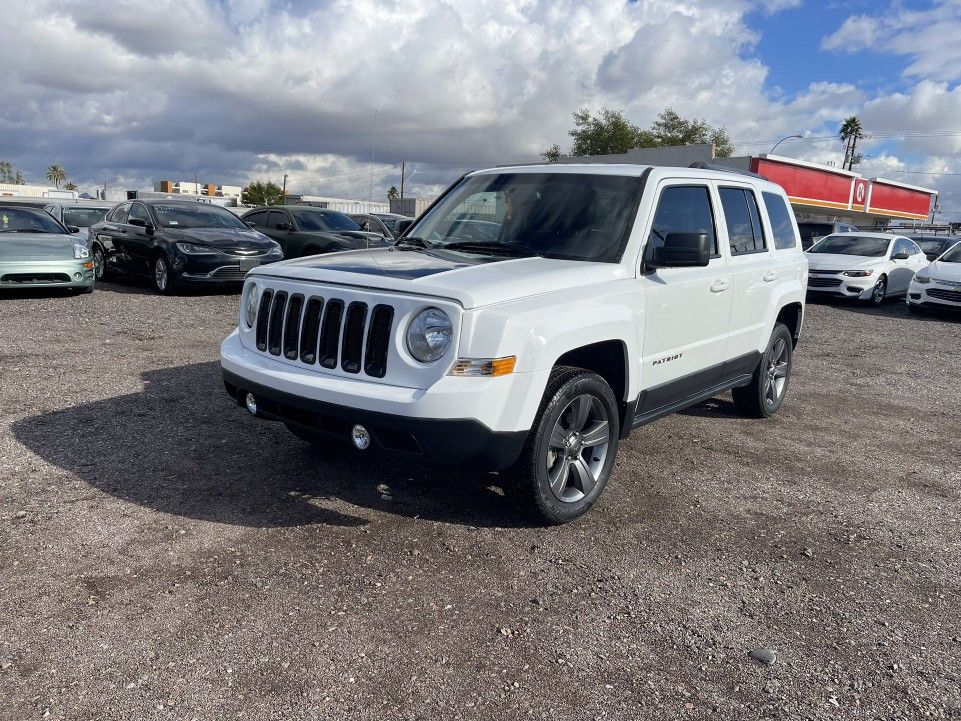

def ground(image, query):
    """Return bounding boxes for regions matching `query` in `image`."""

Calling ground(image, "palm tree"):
[46,164,67,189]
[387,185,399,201]
[839,117,865,171]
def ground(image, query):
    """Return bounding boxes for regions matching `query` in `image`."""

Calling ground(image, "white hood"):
[922,259,961,283]
[250,247,629,309]
[806,253,883,271]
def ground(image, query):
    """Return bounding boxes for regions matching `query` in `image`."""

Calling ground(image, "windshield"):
[292,209,362,232]
[808,234,890,257]
[914,237,952,254]
[0,207,67,235]
[940,243,961,263]
[797,223,834,244]
[63,207,108,228]
[407,172,641,262]
[152,204,248,230]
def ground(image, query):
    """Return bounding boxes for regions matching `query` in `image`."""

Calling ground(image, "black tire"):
[284,422,341,448]
[151,253,176,295]
[732,323,794,419]
[505,366,619,525]
[866,275,887,306]
[93,245,108,281]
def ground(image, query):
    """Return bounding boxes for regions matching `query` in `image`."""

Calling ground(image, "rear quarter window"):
[762,192,797,250]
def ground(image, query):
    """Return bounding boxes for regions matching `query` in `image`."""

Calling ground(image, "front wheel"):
[732,323,794,418]
[152,254,176,295]
[505,367,619,525]
[866,275,887,306]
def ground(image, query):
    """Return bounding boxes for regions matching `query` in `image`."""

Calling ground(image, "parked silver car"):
[0,206,95,293]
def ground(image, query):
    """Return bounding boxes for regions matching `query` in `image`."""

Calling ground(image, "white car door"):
[715,182,775,363]
[907,239,929,278]
[637,181,733,416]
[888,237,916,293]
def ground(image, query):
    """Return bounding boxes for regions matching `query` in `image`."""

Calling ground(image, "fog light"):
[351,424,371,450]
[245,393,257,415]
[73,272,82,280]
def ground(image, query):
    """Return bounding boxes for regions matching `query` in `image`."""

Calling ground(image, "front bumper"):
[807,274,874,299]
[220,331,541,470]
[0,259,95,289]
[173,250,282,284]
[907,282,961,309]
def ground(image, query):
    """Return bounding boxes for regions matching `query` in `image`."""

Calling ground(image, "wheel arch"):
[775,302,803,347]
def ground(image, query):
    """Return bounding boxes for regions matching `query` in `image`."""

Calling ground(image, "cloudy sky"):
[1,0,960,218]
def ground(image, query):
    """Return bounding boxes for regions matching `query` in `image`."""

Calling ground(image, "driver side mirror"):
[275,222,291,231]
[648,232,711,269]
[891,251,910,260]
[67,226,81,234]
[245,221,256,228]
[128,217,154,233]
[394,218,413,236]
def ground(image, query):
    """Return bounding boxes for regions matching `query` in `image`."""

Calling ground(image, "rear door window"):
[761,192,797,250]
[245,211,269,228]
[720,187,767,255]
[266,211,290,229]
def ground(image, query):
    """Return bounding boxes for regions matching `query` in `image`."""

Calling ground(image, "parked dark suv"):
[243,205,387,259]
[90,200,283,294]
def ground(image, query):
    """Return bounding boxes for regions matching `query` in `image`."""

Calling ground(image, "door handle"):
[762,271,777,282]
[710,279,731,293]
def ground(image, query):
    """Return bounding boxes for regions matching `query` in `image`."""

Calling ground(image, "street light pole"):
[770,134,804,154]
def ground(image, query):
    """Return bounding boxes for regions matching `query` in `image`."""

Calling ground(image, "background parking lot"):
[1,284,960,720]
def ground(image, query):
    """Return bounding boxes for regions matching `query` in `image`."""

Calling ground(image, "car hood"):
[923,259,961,282]
[302,230,389,248]
[250,247,629,309]
[0,233,75,260]
[806,253,883,271]
[167,227,275,250]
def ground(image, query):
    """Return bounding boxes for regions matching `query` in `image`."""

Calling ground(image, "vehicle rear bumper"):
[0,259,95,289]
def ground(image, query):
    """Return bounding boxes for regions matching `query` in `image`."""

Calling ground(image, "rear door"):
[637,182,733,416]
[96,202,130,271]
[264,209,294,256]
[717,184,774,364]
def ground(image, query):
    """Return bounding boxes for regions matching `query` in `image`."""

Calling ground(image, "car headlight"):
[73,241,90,259]
[842,269,874,277]
[269,241,283,254]
[913,274,932,284]
[406,307,452,362]
[175,242,215,254]
[244,284,260,328]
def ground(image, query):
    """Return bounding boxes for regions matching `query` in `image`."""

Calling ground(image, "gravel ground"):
[1,281,960,721]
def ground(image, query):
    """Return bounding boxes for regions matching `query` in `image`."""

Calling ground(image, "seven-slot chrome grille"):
[254,288,395,378]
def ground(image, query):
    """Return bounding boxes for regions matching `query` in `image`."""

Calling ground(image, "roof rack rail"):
[688,161,768,181]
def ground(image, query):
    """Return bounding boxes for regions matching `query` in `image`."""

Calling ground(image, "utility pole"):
[400,161,405,199]
[282,173,288,205]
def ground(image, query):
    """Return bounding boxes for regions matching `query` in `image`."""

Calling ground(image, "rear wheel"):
[505,367,619,525]
[732,323,793,418]
[93,245,108,280]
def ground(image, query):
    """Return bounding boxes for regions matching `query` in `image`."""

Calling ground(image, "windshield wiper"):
[441,241,537,257]
[395,236,434,250]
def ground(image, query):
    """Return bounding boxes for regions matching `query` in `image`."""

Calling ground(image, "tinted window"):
[762,192,797,250]
[808,235,890,257]
[266,211,290,229]
[108,203,129,222]
[940,243,961,263]
[374,215,401,230]
[0,207,68,234]
[151,203,247,229]
[908,240,923,256]
[720,187,766,255]
[649,185,718,256]
[244,211,269,228]
[291,209,363,232]
[128,203,151,223]
[62,207,108,227]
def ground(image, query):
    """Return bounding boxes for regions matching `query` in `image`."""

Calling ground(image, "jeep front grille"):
[254,288,394,378]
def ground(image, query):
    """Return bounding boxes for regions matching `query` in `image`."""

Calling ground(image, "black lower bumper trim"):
[222,368,528,471]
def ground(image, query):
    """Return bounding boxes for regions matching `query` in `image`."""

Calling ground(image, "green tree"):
[46,164,67,189]
[387,185,399,201]
[242,180,284,206]
[839,116,865,171]
[64,182,78,191]
[0,161,24,184]
[548,106,735,160]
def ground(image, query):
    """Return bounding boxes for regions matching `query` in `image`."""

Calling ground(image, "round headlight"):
[244,284,259,328]
[406,307,452,362]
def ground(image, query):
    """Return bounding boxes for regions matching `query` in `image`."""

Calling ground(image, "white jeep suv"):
[221,164,807,524]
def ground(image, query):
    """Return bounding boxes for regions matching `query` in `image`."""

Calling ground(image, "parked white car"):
[907,240,961,313]
[221,164,807,523]
[805,232,928,306]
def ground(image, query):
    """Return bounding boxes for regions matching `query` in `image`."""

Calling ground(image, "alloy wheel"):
[93,247,105,280]
[763,338,789,406]
[872,277,886,304]
[154,257,168,291]
[545,394,612,503]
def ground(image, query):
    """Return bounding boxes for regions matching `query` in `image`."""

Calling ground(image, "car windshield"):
[940,243,961,263]
[0,207,67,235]
[407,172,641,262]
[292,209,362,232]
[62,207,108,227]
[797,223,834,244]
[808,234,890,257]
[152,204,248,229]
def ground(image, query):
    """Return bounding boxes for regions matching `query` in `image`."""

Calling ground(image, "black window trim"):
[719,184,768,257]
[127,201,152,225]
[644,181,721,267]
[266,208,292,230]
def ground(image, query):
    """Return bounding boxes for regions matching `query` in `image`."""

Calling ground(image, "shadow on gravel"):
[96,279,241,297]
[807,294,961,323]
[678,396,739,419]
[0,287,84,299]
[12,361,529,529]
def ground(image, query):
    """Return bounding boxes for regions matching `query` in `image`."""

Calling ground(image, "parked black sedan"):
[243,205,387,258]
[90,200,283,294]
[908,234,961,261]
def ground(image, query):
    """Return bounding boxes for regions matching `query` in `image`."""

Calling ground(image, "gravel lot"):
[1,280,960,720]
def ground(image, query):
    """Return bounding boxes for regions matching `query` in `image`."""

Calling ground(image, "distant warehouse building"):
[154,180,242,199]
